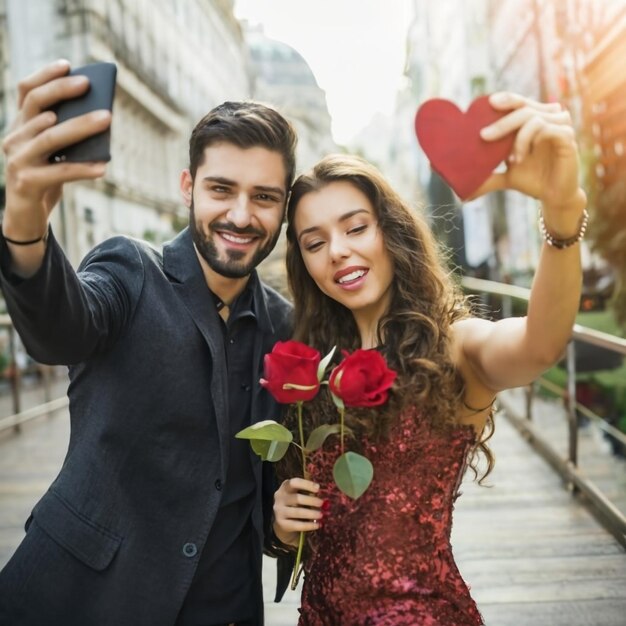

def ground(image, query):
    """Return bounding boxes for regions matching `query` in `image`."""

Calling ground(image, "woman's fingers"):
[274,504,322,533]
[276,519,320,533]
[274,477,325,533]
[465,172,508,199]
[513,115,576,162]
[289,492,324,508]
[489,92,563,114]
[464,91,582,204]
[275,504,322,522]
[281,477,320,496]
[511,115,546,162]
[276,478,324,508]
[481,107,571,143]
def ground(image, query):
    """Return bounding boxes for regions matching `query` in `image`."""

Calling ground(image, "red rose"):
[260,340,321,404]
[329,349,396,407]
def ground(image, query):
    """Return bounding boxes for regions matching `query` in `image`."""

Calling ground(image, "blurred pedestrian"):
[0,59,296,626]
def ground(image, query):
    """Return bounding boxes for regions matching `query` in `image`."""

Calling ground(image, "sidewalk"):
[262,557,301,624]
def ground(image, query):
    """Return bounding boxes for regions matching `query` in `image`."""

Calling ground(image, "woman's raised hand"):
[473,92,586,235]
[273,478,324,547]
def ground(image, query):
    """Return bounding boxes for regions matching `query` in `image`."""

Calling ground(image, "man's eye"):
[212,186,230,193]
[257,194,279,203]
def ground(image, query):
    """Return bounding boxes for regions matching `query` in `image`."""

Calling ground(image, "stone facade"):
[0,0,250,263]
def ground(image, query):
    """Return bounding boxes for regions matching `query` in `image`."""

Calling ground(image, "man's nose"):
[226,194,253,228]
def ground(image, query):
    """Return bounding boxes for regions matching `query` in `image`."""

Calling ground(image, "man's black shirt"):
[176,274,266,625]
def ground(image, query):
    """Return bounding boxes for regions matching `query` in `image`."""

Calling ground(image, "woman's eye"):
[348,224,367,235]
[305,241,324,252]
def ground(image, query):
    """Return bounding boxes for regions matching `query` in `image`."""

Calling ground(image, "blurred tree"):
[554,0,626,330]
[579,15,626,330]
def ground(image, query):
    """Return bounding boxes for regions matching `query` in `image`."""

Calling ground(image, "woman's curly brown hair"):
[279,154,494,484]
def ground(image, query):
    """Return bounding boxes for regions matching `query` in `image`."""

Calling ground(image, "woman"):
[273,92,587,625]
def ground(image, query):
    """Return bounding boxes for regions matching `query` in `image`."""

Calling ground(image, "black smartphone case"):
[49,62,117,163]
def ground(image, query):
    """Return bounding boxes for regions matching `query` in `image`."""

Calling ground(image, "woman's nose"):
[328,236,350,262]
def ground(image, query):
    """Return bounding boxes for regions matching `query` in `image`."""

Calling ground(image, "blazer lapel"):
[250,331,265,426]
[249,279,277,427]
[163,229,229,477]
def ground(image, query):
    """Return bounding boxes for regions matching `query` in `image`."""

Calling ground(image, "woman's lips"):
[334,267,369,290]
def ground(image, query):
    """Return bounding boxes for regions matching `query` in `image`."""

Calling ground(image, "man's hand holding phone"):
[1,60,115,277]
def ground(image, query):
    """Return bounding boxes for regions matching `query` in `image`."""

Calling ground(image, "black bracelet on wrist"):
[269,525,298,555]
[1,225,49,246]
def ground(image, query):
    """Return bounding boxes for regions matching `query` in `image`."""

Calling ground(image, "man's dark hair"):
[189,101,298,189]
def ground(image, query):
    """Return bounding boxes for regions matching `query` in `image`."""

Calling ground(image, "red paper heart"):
[414,95,515,200]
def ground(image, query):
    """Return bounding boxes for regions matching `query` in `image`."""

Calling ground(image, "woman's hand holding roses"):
[273,478,324,547]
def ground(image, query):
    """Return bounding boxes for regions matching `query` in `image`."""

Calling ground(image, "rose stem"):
[291,401,307,590]
[339,406,345,454]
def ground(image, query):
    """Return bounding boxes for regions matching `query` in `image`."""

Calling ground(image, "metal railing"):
[0,314,69,434]
[462,276,626,548]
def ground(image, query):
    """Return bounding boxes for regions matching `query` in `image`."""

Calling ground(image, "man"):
[0,59,295,626]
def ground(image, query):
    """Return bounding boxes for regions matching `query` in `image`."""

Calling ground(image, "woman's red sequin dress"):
[299,408,484,625]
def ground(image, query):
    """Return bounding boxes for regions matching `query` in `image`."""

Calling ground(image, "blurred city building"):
[0,1,337,272]
[485,0,555,283]
[390,0,495,273]
[0,0,250,264]
[244,24,337,172]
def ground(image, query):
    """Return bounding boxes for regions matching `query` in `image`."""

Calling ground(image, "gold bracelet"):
[538,208,588,249]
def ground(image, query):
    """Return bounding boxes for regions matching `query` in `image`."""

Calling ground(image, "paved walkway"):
[1,384,625,625]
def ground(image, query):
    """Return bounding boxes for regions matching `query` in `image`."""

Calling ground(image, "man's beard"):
[189,201,281,279]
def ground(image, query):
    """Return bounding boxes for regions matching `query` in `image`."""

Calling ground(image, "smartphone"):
[49,62,117,163]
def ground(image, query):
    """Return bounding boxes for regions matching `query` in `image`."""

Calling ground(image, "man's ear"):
[180,169,193,208]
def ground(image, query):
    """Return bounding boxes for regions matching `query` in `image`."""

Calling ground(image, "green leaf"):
[330,391,345,411]
[317,345,337,382]
[235,420,293,442]
[333,452,374,499]
[250,439,290,462]
[305,423,342,452]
